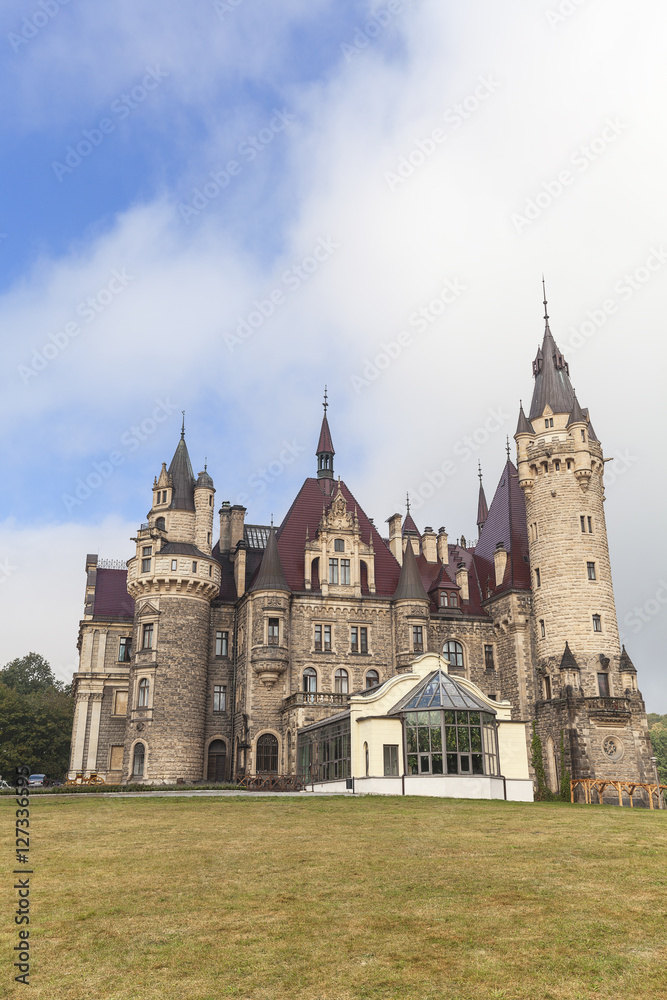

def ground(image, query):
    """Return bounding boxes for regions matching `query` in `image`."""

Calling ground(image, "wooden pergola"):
[571,778,666,808]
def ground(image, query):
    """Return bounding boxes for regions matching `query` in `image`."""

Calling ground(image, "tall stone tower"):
[124,419,221,783]
[514,289,652,786]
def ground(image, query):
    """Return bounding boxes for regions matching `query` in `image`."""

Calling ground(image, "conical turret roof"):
[393,536,428,601]
[316,413,335,456]
[566,392,587,427]
[529,324,575,419]
[249,526,290,592]
[167,431,196,511]
[515,402,533,436]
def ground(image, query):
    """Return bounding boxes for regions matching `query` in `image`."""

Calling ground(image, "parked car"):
[28,774,46,787]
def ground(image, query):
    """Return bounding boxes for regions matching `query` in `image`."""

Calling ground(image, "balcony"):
[579,696,631,720]
[282,691,349,710]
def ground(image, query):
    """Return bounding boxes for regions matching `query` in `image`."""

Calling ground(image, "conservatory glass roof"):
[389,670,494,715]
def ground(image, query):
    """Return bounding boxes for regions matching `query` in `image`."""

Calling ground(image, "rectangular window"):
[351,626,368,653]
[351,626,358,653]
[598,672,610,697]
[593,614,602,633]
[383,745,399,776]
[141,556,152,573]
[588,517,593,533]
[484,644,495,670]
[554,460,560,471]
[334,538,345,552]
[213,685,226,712]
[413,625,423,652]
[192,561,198,573]
[359,627,368,654]
[580,515,586,533]
[113,690,128,716]
[109,745,124,770]
[118,637,132,662]
[142,546,152,556]
[539,619,545,639]
[543,675,552,699]
[340,559,350,585]
[328,558,338,584]
[587,561,596,580]
[171,559,177,571]
[535,568,541,588]
[142,623,153,649]
[215,631,228,657]
[268,618,279,645]
[314,624,331,651]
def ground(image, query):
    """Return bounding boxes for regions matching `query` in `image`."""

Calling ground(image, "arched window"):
[256,733,278,773]
[155,516,165,530]
[334,668,348,694]
[443,641,464,672]
[132,742,145,777]
[138,678,149,707]
[365,670,379,689]
[334,538,345,552]
[449,593,458,608]
[206,739,227,782]
[303,667,317,693]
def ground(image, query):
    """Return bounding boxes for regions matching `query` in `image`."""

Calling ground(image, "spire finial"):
[181,411,185,439]
[478,460,483,484]
[506,436,511,460]
[323,385,328,414]
[542,275,549,328]
[271,514,274,527]
[406,491,411,514]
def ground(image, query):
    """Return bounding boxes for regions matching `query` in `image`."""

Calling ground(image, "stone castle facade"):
[69,302,654,792]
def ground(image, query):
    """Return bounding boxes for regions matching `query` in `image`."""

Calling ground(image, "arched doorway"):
[207,739,227,782]
[256,733,279,773]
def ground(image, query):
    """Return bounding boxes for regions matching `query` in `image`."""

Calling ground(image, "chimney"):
[437,527,449,564]
[455,561,469,602]
[230,505,247,551]
[421,527,437,562]
[219,501,232,553]
[387,513,402,564]
[234,540,247,598]
[494,543,508,588]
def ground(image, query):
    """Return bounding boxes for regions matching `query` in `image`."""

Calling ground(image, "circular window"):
[602,736,624,762]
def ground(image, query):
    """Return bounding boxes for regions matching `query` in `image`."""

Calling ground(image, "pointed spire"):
[167,428,196,510]
[316,388,335,480]
[393,533,428,601]
[477,462,489,535]
[529,283,575,420]
[402,493,420,536]
[559,642,580,672]
[567,390,587,427]
[516,400,533,436]
[249,526,290,592]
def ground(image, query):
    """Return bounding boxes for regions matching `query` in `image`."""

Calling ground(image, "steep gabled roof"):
[394,537,428,601]
[275,478,401,596]
[402,512,420,535]
[168,434,196,511]
[472,459,530,593]
[91,568,134,620]
[249,527,290,592]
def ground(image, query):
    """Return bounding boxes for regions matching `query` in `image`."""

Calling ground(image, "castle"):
[68,297,653,793]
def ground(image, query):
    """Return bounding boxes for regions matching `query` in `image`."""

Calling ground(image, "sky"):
[0,0,665,710]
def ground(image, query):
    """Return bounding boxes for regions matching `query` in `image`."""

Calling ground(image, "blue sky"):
[1,0,666,710]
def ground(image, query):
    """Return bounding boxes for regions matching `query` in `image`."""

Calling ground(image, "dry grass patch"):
[1,795,666,999]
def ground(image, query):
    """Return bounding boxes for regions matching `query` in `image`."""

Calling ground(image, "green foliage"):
[647,713,667,783]
[0,653,73,781]
[530,721,549,800]
[558,729,571,802]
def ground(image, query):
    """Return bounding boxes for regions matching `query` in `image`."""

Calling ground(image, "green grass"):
[1,795,666,999]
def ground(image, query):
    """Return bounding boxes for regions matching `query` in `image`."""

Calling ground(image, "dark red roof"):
[472,459,530,594]
[316,414,335,455]
[402,512,420,535]
[275,478,401,596]
[93,569,134,619]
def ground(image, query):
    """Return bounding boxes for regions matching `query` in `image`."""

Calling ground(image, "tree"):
[648,713,667,783]
[0,654,73,781]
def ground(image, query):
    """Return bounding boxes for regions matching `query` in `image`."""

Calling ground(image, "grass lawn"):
[1,794,666,1000]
